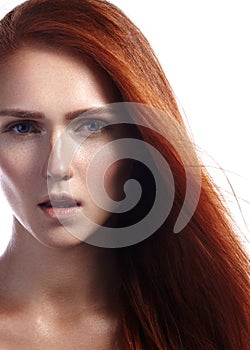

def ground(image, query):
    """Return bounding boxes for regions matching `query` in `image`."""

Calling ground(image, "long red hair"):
[0,0,249,348]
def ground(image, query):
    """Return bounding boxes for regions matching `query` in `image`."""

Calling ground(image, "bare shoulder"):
[0,310,119,350]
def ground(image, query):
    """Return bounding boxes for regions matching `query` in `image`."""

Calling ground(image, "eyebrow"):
[0,106,110,120]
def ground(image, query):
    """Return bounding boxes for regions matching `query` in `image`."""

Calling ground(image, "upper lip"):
[38,193,81,206]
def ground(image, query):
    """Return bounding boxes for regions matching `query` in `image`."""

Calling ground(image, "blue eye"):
[75,119,108,134]
[87,121,103,132]
[8,121,40,134]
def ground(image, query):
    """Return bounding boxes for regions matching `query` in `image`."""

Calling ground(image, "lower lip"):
[39,205,81,219]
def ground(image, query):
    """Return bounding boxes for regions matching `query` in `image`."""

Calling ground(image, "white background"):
[0,0,249,255]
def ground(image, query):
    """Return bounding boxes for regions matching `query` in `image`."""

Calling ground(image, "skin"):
[0,45,130,349]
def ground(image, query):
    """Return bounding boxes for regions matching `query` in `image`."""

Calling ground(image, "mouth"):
[38,194,81,219]
[40,201,79,208]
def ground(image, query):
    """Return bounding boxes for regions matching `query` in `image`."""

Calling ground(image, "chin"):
[35,233,85,250]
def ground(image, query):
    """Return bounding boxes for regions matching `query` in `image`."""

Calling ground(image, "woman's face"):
[0,45,130,248]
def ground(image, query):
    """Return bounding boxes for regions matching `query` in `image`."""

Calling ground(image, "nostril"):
[62,175,70,181]
[46,172,72,181]
[41,133,75,181]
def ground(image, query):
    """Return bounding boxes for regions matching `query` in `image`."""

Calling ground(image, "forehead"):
[0,45,120,112]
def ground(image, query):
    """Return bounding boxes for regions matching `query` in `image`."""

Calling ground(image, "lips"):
[38,194,81,219]
[39,194,80,206]
[42,201,76,208]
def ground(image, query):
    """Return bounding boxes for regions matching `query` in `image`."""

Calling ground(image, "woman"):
[0,0,249,349]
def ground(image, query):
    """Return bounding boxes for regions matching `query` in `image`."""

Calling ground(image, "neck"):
[0,219,121,320]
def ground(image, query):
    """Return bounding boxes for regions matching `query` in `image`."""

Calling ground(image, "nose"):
[42,131,74,181]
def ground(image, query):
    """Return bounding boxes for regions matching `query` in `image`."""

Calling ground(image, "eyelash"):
[6,120,41,135]
[75,119,109,134]
[5,119,109,136]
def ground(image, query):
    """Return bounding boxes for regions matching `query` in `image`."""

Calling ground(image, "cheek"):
[73,142,132,204]
[0,140,41,200]
[0,142,39,178]
[104,160,132,201]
